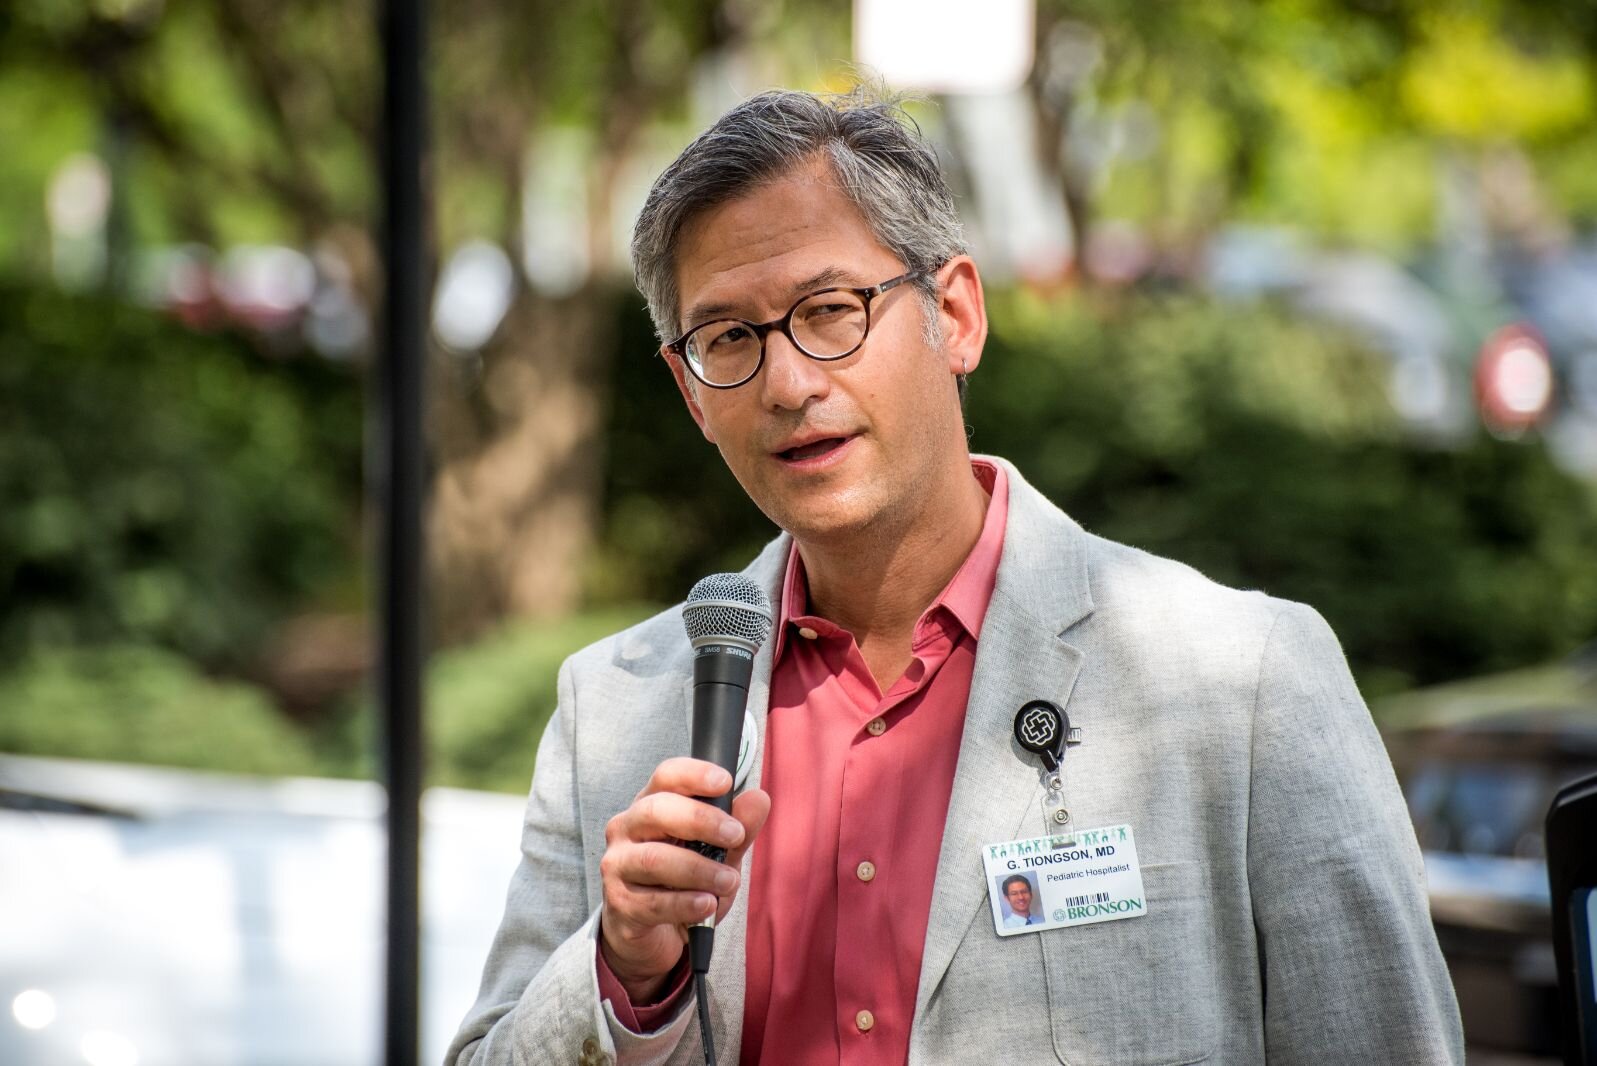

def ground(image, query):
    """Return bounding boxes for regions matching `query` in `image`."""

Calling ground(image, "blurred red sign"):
[1475,324,1553,433]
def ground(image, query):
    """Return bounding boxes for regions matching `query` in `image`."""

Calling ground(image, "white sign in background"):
[854,0,1035,96]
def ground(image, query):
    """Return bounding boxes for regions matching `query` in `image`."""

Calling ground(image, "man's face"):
[1005,881,1033,917]
[666,161,977,545]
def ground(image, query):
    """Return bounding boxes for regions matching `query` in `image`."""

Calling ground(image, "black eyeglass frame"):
[663,269,930,390]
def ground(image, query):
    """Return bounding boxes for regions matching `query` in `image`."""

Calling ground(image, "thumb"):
[726,788,771,865]
[714,788,771,923]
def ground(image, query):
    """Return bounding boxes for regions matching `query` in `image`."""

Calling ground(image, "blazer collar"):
[979,455,1095,633]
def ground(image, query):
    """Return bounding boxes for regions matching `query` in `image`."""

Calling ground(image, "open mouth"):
[778,437,849,462]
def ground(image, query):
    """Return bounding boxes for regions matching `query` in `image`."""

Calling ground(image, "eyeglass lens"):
[685,289,869,386]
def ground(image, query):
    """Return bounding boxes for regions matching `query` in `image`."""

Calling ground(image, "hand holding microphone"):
[597,575,773,1008]
[597,758,768,1001]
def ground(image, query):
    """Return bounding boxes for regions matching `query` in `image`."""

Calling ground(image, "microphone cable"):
[690,923,717,1065]
[694,971,716,1066]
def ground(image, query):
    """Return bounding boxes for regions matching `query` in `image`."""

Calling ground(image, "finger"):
[615,791,744,848]
[610,840,738,895]
[608,882,719,930]
[635,757,732,802]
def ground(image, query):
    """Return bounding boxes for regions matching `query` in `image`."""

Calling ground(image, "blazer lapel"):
[914,460,1096,1022]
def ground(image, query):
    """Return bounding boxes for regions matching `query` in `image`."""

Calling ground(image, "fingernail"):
[699,894,717,916]
[709,769,731,791]
[719,821,742,845]
[714,870,737,894]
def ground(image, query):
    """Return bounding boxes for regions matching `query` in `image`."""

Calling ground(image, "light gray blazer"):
[446,458,1463,1066]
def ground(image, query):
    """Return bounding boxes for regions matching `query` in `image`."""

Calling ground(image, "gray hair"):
[630,85,968,348]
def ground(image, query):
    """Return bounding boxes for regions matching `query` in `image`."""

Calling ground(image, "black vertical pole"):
[377,0,425,1062]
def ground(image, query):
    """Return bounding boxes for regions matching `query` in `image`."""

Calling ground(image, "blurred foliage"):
[0,643,323,775]
[426,604,655,793]
[0,0,376,262]
[0,605,660,792]
[1045,0,1597,244]
[1399,12,1592,143]
[0,0,803,635]
[971,290,1597,696]
[595,287,1597,698]
[0,282,361,667]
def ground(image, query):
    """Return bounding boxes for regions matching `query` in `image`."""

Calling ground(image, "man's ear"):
[935,255,988,376]
[663,349,716,444]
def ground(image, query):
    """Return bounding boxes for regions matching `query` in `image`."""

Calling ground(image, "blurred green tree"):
[0,0,852,646]
[0,282,358,668]
[971,290,1597,695]
[1028,0,1597,256]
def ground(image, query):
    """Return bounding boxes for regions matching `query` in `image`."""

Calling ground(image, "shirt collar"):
[772,458,1010,661]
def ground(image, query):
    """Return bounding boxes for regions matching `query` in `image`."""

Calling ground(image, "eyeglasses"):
[664,270,927,389]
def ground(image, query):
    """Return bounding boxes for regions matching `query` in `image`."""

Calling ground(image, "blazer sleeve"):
[444,657,695,1066]
[1246,603,1464,1064]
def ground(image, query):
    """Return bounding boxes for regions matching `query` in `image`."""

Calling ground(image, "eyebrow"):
[682,266,860,329]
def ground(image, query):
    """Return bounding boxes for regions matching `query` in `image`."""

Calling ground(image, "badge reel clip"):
[1013,700,1082,847]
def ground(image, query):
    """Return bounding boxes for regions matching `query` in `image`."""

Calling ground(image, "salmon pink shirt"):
[600,460,1009,1066]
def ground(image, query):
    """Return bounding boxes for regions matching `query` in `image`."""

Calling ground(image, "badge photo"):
[995,870,1046,929]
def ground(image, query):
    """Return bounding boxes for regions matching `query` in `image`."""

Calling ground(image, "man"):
[447,87,1463,1066]
[1000,875,1042,929]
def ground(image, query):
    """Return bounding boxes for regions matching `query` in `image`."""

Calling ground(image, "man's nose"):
[757,328,831,411]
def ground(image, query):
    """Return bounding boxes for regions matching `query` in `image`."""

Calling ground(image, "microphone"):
[680,573,772,1064]
[680,572,773,867]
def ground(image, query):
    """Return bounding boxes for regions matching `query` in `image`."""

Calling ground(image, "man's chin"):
[767,497,887,547]
[746,475,880,541]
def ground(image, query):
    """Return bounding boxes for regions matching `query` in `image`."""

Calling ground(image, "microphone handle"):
[687,644,754,860]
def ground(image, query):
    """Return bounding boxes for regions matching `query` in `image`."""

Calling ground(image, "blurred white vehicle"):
[0,755,527,1066]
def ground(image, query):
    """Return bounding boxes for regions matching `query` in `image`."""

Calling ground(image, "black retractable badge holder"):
[1014,700,1080,844]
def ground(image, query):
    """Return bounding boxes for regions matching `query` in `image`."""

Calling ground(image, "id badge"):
[982,824,1148,936]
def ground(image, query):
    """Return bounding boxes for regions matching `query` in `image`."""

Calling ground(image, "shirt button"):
[855,1009,875,1032]
[798,626,819,640]
[856,860,876,882]
[865,717,886,736]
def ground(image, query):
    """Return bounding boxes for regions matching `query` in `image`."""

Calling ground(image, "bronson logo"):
[1066,898,1144,920]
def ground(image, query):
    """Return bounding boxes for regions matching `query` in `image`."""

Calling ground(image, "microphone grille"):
[683,573,773,649]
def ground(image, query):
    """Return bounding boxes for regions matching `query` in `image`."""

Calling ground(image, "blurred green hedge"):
[969,292,1597,695]
[0,643,323,775]
[426,604,655,793]
[0,282,361,669]
[0,605,656,791]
